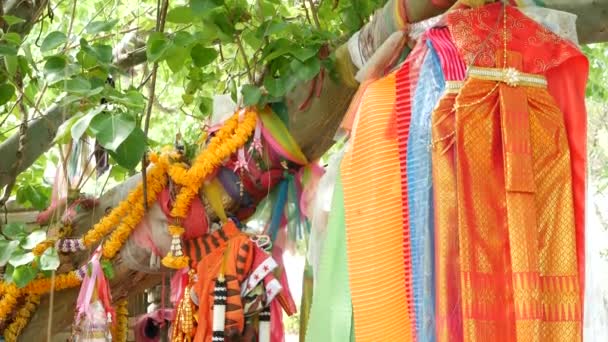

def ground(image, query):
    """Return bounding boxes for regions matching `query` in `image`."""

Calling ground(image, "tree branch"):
[142,0,170,210]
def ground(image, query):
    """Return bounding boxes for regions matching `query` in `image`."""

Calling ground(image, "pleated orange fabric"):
[431,88,463,342]
[341,72,413,341]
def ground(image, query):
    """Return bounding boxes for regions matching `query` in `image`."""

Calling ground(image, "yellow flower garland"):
[111,298,129,342]
[2,294,40,342]
[32,154,170,257]
[0,283,20,324]
[102,162,168,259]
[161,109,257,269]
[23,271,82,295]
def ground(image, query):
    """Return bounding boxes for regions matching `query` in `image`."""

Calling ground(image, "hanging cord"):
[46,271,56,342]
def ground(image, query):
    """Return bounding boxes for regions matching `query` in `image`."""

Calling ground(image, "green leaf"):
[16,184,51,210]
[292,47,318,62]
[173,31,195,47]
[198,96,213,115]
[109,127,147,170]
[147,33,172,62]
[21,230,47,250]
[12,265,37,288]
[2,222,26,240]
[92,44,113,64]
[101,260,115,279]
[262,38,293,61]
[90,113,136,151]
[265,20,288,37]
[41,31,67,52]
[167,6,194,23]
[8,251,35,267]
[165,46,189,72]
[241,85,262,106]
[55,111,84,144]
[65,77,92,95]
[191,0,224,15]
[242,29,262,50]
[4,55,18,76]
[3,33,22,46]
[0,240,20,267]
[263,77,287,98]
[43,55,68,82]
[71,106,105,141]
[0,83,15,105]
[2,15,25,26]
[190,45,218,67]
[0,43,18,56]
[40,248,60,271]
[291,57,321,81]
[85,19,119,34]
[107,90,146,110]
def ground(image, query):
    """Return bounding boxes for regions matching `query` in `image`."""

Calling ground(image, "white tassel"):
[212,278,227,342]
[258,308,271,342]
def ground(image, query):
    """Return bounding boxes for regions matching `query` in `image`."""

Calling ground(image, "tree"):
[1,0,608,340]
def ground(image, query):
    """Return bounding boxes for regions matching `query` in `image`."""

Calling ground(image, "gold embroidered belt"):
[467,66,547,88]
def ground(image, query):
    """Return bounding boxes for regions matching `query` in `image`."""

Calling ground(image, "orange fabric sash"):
[453,54,581,340]
[431,91,463,342]
[341,72,413,341]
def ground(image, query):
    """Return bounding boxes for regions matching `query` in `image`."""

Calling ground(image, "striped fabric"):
[341,72,414,342]
[395,36,431,339]
[426,28,466,81]
[184,221,240,268]
[407,42,446,342]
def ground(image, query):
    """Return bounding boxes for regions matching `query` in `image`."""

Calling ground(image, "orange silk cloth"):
[447,4,588,302]
[341,72,414,341]
[431,88,463,342]
[451,54,581,340]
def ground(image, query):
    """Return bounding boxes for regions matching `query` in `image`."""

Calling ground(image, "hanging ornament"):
[172,270,197,342]
[71,247,115,342]
[161,225,189,269]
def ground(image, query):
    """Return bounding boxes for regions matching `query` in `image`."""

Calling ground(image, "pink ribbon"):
[76,246,114,324]
[170,268,190,305]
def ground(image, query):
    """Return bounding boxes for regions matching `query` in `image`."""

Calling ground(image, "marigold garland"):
[102,162,168,259]
[161,109,257,269]
[2,294,40,342]
[22,271,82,295]
[0,283,21,324]
[110,298,129,342]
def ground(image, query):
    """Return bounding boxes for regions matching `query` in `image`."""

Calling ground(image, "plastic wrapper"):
[306,143,348,287]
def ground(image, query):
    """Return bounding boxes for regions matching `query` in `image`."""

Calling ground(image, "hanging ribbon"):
[268,179,289,242]
[75,246,115,325]
[258,108,309,166]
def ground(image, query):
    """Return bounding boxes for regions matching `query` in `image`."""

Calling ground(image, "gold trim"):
[468,66,547,88]
[445,81,464,94]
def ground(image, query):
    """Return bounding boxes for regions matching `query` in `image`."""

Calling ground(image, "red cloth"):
[158,187,208,240]
[447,1,588,311]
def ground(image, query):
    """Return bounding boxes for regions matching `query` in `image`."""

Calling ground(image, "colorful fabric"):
[449,5,589,288]
[341,72,414,341]
[442,4,585,339]
[259,107,308,166]
[427,26,467,342]
[394,31,430,337]
[305,175,354,342]
[407,41,445,342]
[193,221,255,342]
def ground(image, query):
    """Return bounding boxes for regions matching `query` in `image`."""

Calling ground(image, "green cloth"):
[304,175,354,342]
[299,262,313,342]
